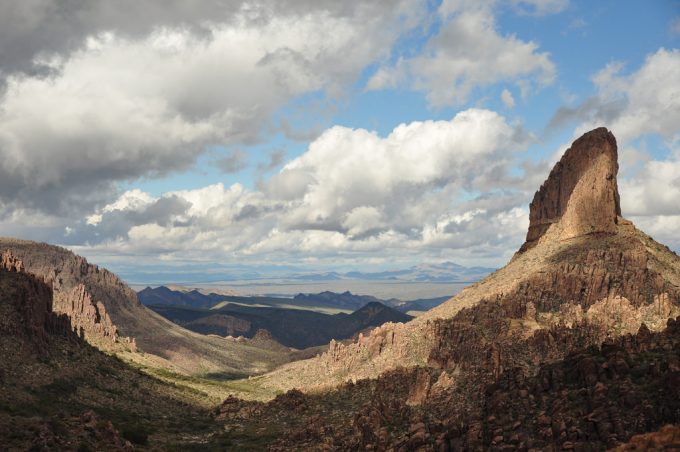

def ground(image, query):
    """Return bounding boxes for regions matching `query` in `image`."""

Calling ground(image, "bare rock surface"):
[525,127,621,245]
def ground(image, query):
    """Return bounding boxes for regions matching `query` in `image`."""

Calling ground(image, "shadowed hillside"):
[0,239,291,377]
[0,254,219,449]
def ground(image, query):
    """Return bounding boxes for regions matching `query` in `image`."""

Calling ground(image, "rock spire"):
[524,127,621,247]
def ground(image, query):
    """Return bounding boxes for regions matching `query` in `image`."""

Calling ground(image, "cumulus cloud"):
[0,1,426,217]
[366,0,556,107]
[557,48,680,143]
[66,108,532,265]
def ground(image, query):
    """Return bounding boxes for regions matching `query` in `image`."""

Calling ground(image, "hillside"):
[0,255,219,449]
[256,127,680,391]
[225,128,680,448]
[218,315,680,450]
[0,239,291,377]
[149,301,413,349]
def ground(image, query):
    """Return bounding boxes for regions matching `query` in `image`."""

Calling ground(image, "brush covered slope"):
[0,254,218,450]
[0,239,290,376]
[220,128,680,449]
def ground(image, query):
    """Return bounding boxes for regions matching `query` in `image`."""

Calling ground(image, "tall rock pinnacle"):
[524,127,621,247]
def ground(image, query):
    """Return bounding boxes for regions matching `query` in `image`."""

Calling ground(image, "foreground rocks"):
[218,316,680,450]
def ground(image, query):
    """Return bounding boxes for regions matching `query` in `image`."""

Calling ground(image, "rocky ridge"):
[0,239,292,376]
[258,127,680,394]
[219,315,680,450]
[229,128,680,449]
[1,245,132,350]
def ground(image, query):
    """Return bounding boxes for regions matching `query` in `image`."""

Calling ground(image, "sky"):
[0,0,678,280]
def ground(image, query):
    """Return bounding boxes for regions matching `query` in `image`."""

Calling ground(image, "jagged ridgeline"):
[232,128,680,450]
[0,250,218,449]
[0,239,289,376]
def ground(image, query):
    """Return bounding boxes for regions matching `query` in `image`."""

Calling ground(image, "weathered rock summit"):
[524,127,621,247]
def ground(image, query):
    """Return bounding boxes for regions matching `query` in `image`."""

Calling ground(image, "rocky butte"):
[524,127,621,246]
[228,127,680,449]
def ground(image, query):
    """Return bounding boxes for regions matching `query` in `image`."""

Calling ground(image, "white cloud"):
[0,1,425,217]
[67,108,531,266]
[621,156,680,217]
[501,88,516,108]
[366,2,556,107]
[586,48,680,143]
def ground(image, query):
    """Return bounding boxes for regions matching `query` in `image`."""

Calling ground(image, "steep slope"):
[0,256,217,449]
[256,127,680,394]
[218,316,680,450]
[0,239,290,376]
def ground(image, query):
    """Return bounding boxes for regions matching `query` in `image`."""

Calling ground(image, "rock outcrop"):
[525,127,621,246]
[54,283,119,342]
[0,252,75,356]
[2,247,124,346]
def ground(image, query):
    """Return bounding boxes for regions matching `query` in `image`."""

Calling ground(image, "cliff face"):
[0,252,74,356]
[0,246,131,349]
[524,127,621,246]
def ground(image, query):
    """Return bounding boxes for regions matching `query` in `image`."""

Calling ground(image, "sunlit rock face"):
[525,127,621,247]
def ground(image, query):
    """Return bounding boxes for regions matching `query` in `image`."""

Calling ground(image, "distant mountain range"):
[287,261,495,283]
[138,286,452,315]
[139,286,444,348]
[149,301,412,349]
